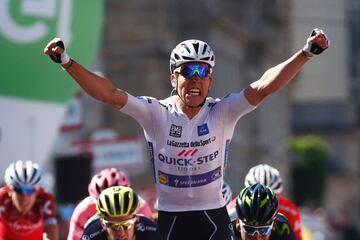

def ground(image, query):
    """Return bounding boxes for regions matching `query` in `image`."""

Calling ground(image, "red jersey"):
[278,194,302,240]
[0,186,57,240]
[228,194,302,240]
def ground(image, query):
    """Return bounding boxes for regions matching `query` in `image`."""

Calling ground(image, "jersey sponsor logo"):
[275,222,291,236]
[136,96,153,104]
[197,123,209,136]
[159,173,168,185]
[169,124,182,138]
[136,222,156,232]
[158,150,219,167]
[166,136,216,148]
[207,102,217,108]
[177,149,198,157]
[158,166,222,188]
[42,200,53,215]
[7,219,41,235]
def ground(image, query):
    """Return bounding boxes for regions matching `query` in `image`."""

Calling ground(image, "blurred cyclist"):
[81,186,156,240]
[0,161,58,240]
[222,181,233,209]
[68,168,153,240]
[230,183,295,240]
[243,164,303,240]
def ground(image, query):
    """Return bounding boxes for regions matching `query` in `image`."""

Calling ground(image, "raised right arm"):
[44,38,127,109]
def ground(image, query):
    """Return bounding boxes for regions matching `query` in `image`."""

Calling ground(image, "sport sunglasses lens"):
[242,225,272,236]
[103,217,136,231]
[180,64,210,78]
[14,187,36,195]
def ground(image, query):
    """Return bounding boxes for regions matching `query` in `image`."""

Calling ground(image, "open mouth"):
[186,89,201,96]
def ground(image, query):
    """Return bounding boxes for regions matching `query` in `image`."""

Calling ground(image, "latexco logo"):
[0,0,73,44]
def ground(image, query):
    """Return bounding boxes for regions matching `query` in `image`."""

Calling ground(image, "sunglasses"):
[240,222,273,236]
[13,186,36,195]
[102,217,137,231]
[174,64,211,79]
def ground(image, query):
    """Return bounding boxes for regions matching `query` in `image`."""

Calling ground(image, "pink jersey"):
[67,195,153,240]
[0,186,57,240]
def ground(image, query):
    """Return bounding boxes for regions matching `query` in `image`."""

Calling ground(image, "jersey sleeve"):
[68,196,97,240]
[219,90,256,125]
[81,218,106,240]
[135,216,157,240]
[41,191,57,225]
[275,214,297,240]
[119,94,161,139]
[278,195,303,240]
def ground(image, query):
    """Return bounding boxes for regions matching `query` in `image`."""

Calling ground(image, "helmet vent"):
[96,184,102,195]
[103,179,109,189]
[181,43,191,53]
[123,191,130,213]
[174,54,180,60]
[114,192,121,215]
[104,195,112,215]
[200,57,210,61]
[193,42,199,54]
[28,169,38,183]
[183,56,195,60]
[202,44,208,54]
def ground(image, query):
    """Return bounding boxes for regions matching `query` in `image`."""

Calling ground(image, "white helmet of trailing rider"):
[5,160,42,188]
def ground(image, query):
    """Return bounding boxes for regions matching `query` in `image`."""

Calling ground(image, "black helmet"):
[235,183,278,226]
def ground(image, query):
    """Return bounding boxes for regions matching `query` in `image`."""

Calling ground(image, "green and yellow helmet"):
[235,183,278,226]
[96,186,140,218]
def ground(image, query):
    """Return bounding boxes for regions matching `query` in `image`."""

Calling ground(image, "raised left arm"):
[244,28,330,106]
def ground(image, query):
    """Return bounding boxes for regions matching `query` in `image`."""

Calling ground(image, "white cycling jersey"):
[120,90,255,211]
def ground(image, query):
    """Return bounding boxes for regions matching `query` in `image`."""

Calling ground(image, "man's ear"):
[208,75,213,90]
[170,74,177,88]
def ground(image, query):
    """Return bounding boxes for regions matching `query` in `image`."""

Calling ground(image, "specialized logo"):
[197,123,209,136]
[158,166,222,188]
[169,124,182,138]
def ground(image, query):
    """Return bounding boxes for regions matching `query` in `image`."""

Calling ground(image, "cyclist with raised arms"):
[81,186,156,240]
[231,183,296,240]
[0,161,58,240]
[243,164,303,240]
[68,168,153,240]
[44,28,329,240]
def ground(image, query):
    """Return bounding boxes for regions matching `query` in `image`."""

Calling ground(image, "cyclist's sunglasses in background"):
[174,63,211,79]
[13,186,36,195]
[101,217,137,231]
[240,222,274,237]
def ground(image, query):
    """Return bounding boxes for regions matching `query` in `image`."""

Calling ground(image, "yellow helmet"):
[96,186,140,218]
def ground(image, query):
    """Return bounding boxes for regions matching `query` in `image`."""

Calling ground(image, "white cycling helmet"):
[4,160,42,188]
[222,181,233,207]
[244,164,283,194]
[169,39,215,73]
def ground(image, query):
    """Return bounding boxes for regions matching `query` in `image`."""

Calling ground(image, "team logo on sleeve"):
[197,124,209,136]
[169,124,182,138]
